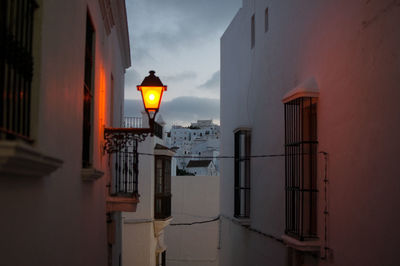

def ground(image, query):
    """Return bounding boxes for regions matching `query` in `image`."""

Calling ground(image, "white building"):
[0,0,131,265]
[186,160,218,176]
[165,175,220,266]
[167,120,220,174]
[122,113,175,266]
[220,1,400,266]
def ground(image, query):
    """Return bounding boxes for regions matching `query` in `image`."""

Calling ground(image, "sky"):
[124,0,242,127]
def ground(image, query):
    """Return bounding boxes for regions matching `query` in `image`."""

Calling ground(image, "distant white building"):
[186,160,217,176]
[166,120,220,175]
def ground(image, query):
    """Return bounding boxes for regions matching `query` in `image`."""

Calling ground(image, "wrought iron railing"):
[123,116,142,128]
[154,193,171,219]
[0,0,37,141]
[123,116,163,139]
[109,143,138,196]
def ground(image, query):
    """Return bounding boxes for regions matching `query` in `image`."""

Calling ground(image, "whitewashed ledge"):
[0,140,63,178]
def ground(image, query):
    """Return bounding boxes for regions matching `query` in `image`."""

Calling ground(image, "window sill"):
[282,234,320,252]
[81,167,104,181]
[232,216,251,226]
[0,140,63,178]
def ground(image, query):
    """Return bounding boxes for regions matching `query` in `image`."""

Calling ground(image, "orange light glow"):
[137,86,166,111]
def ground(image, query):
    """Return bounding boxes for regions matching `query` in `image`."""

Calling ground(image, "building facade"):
[220,0,400,265]
[0,0,131,265]
[166,120,220,174]
[122,114,175,266]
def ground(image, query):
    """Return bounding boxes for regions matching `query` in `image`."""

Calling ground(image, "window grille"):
[284,97,318,240]
[154,121,163,139]
[154,156,171,219]
[110,142,138,196]
[234,129,251,218]
[0,0,37,141]
[82,13,95,168]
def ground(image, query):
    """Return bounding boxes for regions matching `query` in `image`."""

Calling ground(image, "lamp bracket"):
[104,127,153,154]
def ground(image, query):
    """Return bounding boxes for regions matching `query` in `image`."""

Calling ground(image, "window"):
[234,129,251,218]
[155,156,171,219]
[251,14,255,49]
[110,74,114,126]
[110,140,139,196]
[265,8,269,32]
[284,97,318,240]
[0,0,37,141]
[82,12,95,168]
[156,251,166,266]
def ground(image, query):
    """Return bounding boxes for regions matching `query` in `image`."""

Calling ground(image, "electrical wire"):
[138,152,285,159]
[170,216,220,226]
[137,151,327,159]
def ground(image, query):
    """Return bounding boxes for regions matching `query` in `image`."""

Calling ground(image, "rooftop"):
[186,160,213,168]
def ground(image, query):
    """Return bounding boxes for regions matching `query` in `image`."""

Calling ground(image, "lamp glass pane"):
[140,86,163,111]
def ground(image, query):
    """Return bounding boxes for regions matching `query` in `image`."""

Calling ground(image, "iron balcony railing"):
[154,193,171,220]
[110,146,138,196]
[0,0,37,142]
[123,116,142,128]
[123,116,163,139]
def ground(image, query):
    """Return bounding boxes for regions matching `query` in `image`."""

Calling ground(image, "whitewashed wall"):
[165,175,220,266]
[220,0,400,266]
[0,0,129,265]
[122,112,169,266]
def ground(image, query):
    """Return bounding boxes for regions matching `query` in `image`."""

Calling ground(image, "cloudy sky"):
[124,0,242,126]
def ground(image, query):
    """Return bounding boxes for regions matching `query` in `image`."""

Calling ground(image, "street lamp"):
[137,70,167,128]
[103,70,167,153]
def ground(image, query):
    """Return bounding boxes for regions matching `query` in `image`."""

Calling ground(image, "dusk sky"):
[124,0,242,126]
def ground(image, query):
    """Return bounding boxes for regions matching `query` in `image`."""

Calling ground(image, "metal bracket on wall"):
[103,127,153,154]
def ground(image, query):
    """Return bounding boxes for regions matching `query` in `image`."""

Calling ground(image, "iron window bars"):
[82,13,95,168]
[284,97,318,240]
[234,129,251,218]
[0,0,37,141]
[109,141,138,196]
[154,155,171,220]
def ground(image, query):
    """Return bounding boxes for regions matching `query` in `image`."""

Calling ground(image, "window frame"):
[284,96,318,240]
[82,11,96,168]
[234,128,251,219]
[0,0,38,142]
[251,14,255,49]
[154,155,172,220]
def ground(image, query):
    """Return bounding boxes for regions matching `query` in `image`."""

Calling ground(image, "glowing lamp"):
[137,70,167,124]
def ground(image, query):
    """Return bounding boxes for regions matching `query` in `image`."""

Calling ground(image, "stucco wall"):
[165,175,220,266]
[122,127,167,266]
[220,0,400,265]
[0,0,127,265]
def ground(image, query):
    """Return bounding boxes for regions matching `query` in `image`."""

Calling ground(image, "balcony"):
[124,116,163,139]
[105,117,164,212]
